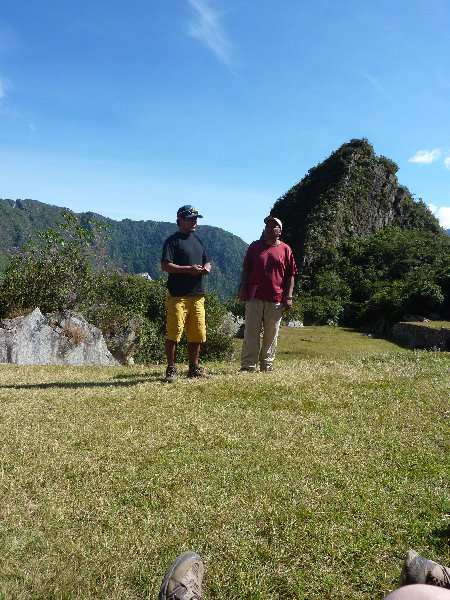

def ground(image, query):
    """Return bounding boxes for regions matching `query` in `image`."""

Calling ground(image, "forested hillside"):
[271,138,450,326]
[273,138,442,270]
[0,199,247,300]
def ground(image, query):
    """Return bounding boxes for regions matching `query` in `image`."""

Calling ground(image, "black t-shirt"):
[161,231,211,297]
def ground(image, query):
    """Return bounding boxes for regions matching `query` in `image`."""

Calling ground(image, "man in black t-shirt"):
[161,205,212,382]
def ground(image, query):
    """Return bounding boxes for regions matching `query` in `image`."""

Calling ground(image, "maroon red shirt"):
[243,240,298,303]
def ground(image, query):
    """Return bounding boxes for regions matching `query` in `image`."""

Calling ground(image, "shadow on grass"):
[0,370,165,389]
[431,524,450,545]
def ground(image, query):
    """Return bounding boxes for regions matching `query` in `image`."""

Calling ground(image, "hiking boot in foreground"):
[159,551,204,600]
[187,365,211,378]
[399,550,450,589]
[165,366,178,383]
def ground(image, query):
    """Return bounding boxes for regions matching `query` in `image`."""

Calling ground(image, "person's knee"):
[384,584,450,600]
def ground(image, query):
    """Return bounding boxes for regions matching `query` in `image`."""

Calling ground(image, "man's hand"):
[189,264,204,276]
[161,261,211,276]
[283,298,293,312]
[237,288,247,302]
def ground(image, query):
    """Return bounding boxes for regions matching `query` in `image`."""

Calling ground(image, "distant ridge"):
[0,199,248,300]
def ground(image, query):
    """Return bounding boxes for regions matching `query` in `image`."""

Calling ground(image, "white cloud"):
[0,76,14,103]
[409,149,441,164]
[186,0,233,68]
[360,71,394,102]
[428,203,450,229]
[444,157,450,170]
[29,123,37,133]
[436,206,450,229]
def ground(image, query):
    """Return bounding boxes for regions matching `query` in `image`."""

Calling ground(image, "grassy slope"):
[0,327,448,599]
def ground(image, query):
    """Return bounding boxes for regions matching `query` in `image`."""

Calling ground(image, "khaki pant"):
[241,299,284,370]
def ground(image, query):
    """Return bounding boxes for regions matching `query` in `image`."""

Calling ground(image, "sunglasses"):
[179,208,199,217]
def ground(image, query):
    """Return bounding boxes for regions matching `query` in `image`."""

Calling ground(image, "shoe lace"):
[436,559,450,588]
[425,559,450,589]
[168,583,201,600]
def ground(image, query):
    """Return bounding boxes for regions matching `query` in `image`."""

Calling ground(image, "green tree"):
[0,212,107,317]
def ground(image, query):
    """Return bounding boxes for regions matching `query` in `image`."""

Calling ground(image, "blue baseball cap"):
[177,205,203,219]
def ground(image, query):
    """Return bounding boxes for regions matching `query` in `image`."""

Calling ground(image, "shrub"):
[224,294,246,319]
[286,299,304,323]
[81,274,236,364]
[358,277,445,325]
[202,292,236,361]
[0,216,240,365]
[0,212,106,318]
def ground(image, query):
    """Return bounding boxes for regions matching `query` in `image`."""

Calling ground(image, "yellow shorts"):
[165,294,206,343]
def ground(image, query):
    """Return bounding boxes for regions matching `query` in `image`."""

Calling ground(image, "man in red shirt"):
[238,216,297,372]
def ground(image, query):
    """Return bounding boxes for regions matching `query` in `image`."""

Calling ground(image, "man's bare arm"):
[283,275,295,310]
[201,262,212,275]
[237,267,249,301]
[161,260,211,276]
[161,260,203,276]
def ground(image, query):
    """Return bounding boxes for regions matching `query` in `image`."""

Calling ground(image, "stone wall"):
[392,322,450,350]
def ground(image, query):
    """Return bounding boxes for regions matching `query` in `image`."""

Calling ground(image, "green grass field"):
[0,327,448,599]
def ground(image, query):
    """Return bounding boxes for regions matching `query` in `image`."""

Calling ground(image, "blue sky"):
[0,0,449,244]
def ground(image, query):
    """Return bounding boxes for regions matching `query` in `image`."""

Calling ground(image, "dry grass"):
[61,322,88,345]
[0,327,448,599]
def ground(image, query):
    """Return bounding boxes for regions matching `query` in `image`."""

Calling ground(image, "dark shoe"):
[165,366,178,383]
[159,551,204,600]
[260,365,273,372]
[398,550,450,589]
[239,366,256,372]
[187,365,211,378]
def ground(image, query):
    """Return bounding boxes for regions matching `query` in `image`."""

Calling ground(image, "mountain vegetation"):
[1,139,448,334]
[271,138,450,326]
[0,199,247,300]
[0,212,235,364]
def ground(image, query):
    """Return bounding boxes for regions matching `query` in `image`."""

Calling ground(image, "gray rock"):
[218,313,244,338]
[104,315,143,364]
[0,308,119,366]
[287,320,304,328]
[392,322,450,351]
[137,272,152,281]
[235,323,245,339]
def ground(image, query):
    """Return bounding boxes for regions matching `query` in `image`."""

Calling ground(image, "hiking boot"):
[260,364,273,372]
[159,551,204,600]
[187,365,211,379]
[239,366,256,372]
[165,365,178,383]
[398,550,450,589]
